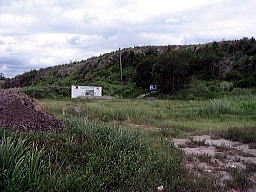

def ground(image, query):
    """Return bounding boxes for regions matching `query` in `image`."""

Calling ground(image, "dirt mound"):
[0,89,63,131]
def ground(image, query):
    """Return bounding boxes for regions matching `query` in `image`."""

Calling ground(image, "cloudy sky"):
[0,0,255,77]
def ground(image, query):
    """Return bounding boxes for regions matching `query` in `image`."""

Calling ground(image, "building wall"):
[71,85,102,98]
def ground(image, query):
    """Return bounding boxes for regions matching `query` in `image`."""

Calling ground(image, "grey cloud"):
[67,36,81,45]
[0,56,31,77]
[1,0,256,77]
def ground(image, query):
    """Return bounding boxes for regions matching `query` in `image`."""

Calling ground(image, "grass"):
[1,90,255,191]
[39,91,256,136]
[220,126,256,144]
[1,117,208,191]
[62,118,184,191]
[225,168,252,190]
[0,135,52,192]
[198,94,256,117]
[197,154,215,165]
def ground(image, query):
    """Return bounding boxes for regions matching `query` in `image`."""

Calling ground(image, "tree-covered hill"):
[3,37,256,98]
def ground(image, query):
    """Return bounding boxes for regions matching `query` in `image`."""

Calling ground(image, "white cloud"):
[139,32,187,45]
[0,14,34,25]
[0,0,256,77]
[166,17,180,23]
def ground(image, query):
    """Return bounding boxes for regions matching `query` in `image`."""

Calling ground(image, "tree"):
[135,56,160,89]
[153,50,193,93]
[0,73,5,80]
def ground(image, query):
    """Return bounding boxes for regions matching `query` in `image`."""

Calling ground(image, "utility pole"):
[119,48,123,84]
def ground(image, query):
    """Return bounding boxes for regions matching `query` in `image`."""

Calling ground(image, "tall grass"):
[57,117,184,191]
[1,118,211,191]
[40,92,256,135]
[0,135,51,191]
[198,94,256,116]
[220,126,256,144]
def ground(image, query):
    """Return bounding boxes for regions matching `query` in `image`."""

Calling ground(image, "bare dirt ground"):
[172,135,256,192]
[0,89,63,131]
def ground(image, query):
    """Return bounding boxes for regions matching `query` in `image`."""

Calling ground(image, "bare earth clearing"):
[173,135,256,191]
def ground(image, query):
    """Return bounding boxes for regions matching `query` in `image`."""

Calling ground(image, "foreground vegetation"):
[0,118,216,192]
[1,87,256,191]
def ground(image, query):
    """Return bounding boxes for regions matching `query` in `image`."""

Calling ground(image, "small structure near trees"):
[71,85,102,98]
[149,84,157,91]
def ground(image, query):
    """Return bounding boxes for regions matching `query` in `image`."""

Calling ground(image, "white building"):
[71,85,102,98]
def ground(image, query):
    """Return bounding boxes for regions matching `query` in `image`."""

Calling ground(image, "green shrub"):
[225,71,241,81]
[22,86,70,99]
[171,79,233,100]
[235,75,256,88]
[91,81,145,98]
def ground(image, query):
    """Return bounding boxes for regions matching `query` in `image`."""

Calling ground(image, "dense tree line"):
[133,37,256,93]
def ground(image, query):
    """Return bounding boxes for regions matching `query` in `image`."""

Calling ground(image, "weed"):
[249,143,256,149]
[214,153,227,161]
[197,154,215,165]
[198,94,256,117]
[244,162,256,173]
[39,92,256,135]
[159,127,183,138]
[225,168,251,190]
[179,139,209,148]
[221,126,256,144]
[215,144,230,152]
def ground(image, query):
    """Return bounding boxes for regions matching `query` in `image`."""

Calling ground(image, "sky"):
[0,0,255,77]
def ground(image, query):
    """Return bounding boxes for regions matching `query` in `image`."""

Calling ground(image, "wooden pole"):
[119,48,123,84]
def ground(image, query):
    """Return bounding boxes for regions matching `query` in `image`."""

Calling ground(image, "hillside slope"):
[4,37,256,98]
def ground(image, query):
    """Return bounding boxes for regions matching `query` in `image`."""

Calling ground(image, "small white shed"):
[71,85,102,98]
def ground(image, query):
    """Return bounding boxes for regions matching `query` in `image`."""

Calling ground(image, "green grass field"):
[40,92,256,136]
[1,91,255,191]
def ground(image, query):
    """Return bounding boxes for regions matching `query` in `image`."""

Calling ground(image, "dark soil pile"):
[0,89,63,131]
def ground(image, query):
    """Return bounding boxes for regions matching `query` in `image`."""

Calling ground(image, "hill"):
[3,37,256,99]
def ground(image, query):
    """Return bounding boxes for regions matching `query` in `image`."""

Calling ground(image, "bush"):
[22,86,70,99]
[91,81,145,98]
[235,76,256,88]
[171,79,232,100]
